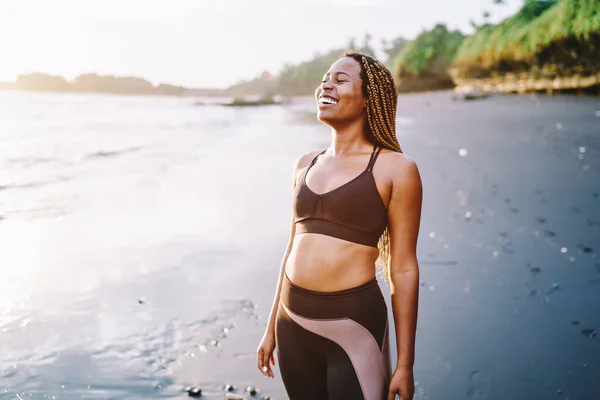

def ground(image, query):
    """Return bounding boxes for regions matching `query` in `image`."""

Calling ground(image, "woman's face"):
[315,57,366,127]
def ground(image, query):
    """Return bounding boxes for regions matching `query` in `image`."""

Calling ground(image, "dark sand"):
[2,91,598,400]
[201,91,600,400]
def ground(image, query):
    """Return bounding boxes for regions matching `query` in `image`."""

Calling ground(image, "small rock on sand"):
[186,386,202,397]
[246,385,258,396]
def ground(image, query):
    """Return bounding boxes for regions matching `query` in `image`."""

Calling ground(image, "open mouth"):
[319,96,338,105]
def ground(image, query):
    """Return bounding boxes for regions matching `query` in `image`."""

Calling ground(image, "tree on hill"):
[381,36,411,67]
[390,23,464,92]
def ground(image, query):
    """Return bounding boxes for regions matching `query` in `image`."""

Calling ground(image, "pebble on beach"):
[185,386,202,397]
[224,384,236,392]
[581,328,597,339]
[246,385,258,396]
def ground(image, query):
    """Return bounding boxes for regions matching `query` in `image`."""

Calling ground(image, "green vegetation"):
[380,36,411,67]
[205,35,378,98]
[275,36,376,96]
[218,71,276,98]
[276,48,351,96]
[390,23,464,92]
[391,24,464,77]
[453,0,600,79]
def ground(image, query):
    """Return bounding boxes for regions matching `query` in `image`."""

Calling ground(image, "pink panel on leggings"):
[281,303,390,400]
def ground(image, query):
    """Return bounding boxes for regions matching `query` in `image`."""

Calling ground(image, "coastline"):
[453,72,600,95]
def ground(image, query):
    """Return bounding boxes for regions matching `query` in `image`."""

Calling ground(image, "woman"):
[256,51,422,400]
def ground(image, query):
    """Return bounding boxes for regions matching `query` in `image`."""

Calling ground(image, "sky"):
[0,0,524,88]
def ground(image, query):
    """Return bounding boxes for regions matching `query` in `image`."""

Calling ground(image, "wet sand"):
[386,91,600,399]
[1,90,599,399]
[194,91,600,399]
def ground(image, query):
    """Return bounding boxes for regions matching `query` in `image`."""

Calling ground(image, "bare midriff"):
[285,232,380,291]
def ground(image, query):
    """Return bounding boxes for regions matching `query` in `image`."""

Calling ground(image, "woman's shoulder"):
[294,148,326,171]
[377,148,417,169]
[377,149,421,186]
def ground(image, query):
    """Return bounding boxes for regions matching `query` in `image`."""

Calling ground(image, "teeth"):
[320,97,338,105]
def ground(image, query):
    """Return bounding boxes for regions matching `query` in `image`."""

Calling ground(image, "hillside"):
[391,23,465,92]
[451,0,600,93]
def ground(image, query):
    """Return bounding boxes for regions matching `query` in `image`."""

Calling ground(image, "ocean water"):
[0,91,339,399]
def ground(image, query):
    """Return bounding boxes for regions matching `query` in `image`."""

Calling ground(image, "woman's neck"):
[327,120,372,155]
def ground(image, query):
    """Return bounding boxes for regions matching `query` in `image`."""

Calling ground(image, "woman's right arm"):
[255,216,294,379]
[263,212,296,334]
[256,153,309,378]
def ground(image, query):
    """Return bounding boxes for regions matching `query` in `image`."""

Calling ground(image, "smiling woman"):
[256,52,423,400]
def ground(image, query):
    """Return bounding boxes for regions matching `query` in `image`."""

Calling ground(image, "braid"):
[344,51,403,285]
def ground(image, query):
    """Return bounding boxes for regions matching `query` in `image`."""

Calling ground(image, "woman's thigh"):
[275,302,329,400]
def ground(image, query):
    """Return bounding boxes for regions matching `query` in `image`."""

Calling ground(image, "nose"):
[320,78,334,92]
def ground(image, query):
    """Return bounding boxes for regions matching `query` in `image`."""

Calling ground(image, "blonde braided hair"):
[344,51,403,284]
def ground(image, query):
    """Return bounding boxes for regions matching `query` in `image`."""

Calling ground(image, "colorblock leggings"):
[275,273,391,400]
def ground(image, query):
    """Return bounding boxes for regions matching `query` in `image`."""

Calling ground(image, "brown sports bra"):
[293,145,387,247]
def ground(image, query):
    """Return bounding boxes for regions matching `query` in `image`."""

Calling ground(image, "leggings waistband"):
[284,272,378,298]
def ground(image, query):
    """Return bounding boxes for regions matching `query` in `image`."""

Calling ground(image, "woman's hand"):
[387,366,414,400]
[256,331,276,379]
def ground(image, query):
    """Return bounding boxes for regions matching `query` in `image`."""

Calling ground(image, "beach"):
[0,90,599,399]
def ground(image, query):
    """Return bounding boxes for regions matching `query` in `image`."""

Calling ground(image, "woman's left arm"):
[386,154,423,400]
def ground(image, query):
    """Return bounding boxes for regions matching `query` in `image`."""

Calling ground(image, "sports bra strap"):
[305,148,327,175]
[307,146,381,174]
[366,146,382,172]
